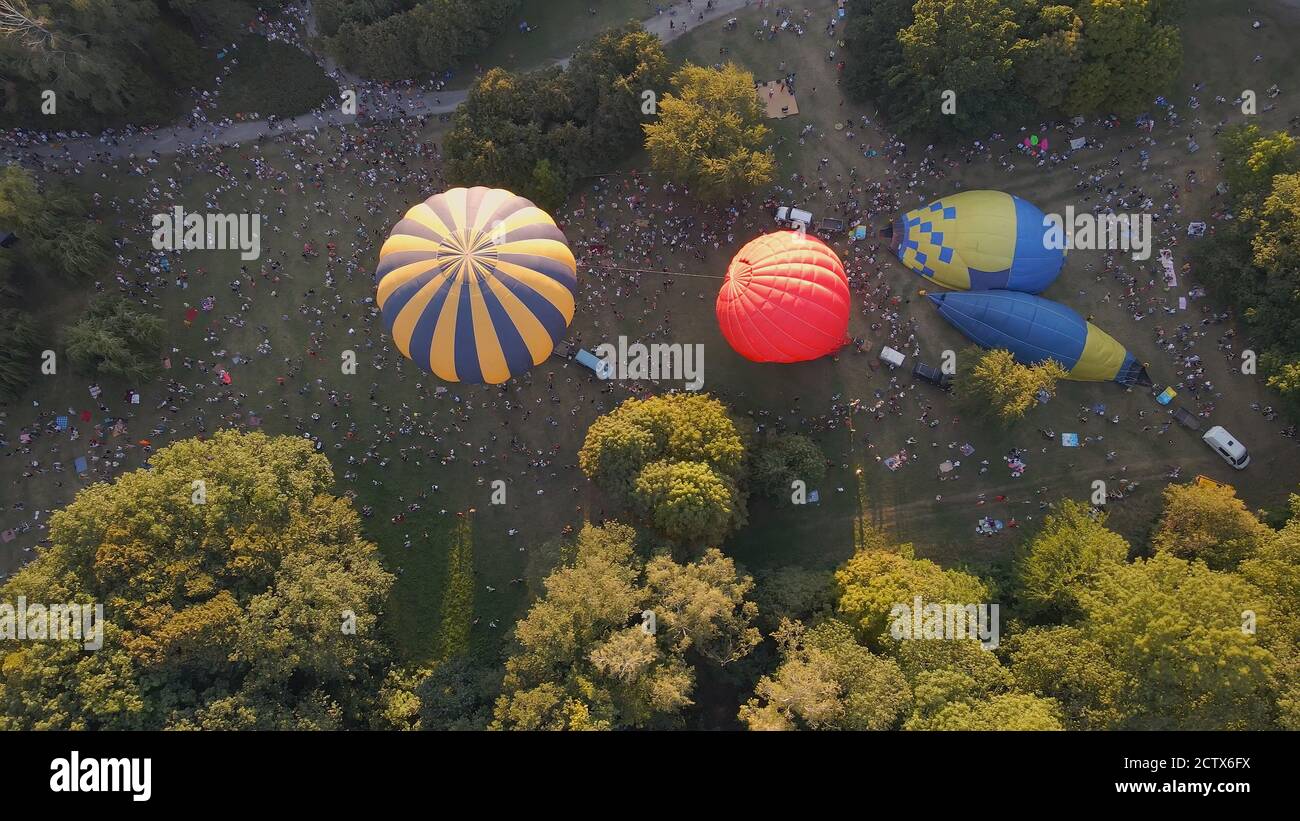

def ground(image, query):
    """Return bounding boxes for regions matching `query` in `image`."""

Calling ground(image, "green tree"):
[1014,499,1130,621]
[1151,482,1273,570]
[1220,125,1298,207]
[751,433,826,502]
[315,0,411,37]
[0,431,395,729]
[740,619,911,730]
[1192,126,1300,417]
[1252,172,1300,272]
[325,0,519,80]
[0,307,39,402]
[527,158,571,213]
[0,165,109,280]
[1239,496,1300,728]
[645,549,760,665]
[642,63,774,200]
[579,393,748,544]
[1005,625,1130,729]
[1076,553,1274,729]
[891,635,1010,692]
[750,566,836,631]
[841,0,921,122]
[835,542,990,646]
[1264,354,1300,414]
[633,460,744,546]
[888,636,1060,730]
[64,295,163,382]
[906,690,1063,730]
[841,0,1184,135]
[444,23,667,205]
[567,22,671,168]
[416,655,500,730]
[1010,4,1083,112]
[0,0,157,113]
[897,0,1025,134]
[1066,0,1183,115]
[954,346,1066,426]
[492,523,760,730]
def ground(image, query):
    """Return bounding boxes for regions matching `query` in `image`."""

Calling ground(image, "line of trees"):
[0,0,265,126]
[5,427,1297,729]
[1191,124,1300,416]
[842,0,1186,136]
[445,27,779,210]
[444,22,669,211]
[322,0,519,81]
[744,485,1296,731]
[0,165,111,402]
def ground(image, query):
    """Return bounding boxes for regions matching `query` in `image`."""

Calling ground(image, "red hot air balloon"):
[716,231,850,362]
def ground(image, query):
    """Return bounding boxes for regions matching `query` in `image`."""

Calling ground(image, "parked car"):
[775,205,813,232]
[912,361,952,390]
[817,217,845,235]
[1202,425,1250,469]
[1172,407,1201,430]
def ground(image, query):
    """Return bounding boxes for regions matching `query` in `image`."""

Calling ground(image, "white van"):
[1202,426,1250,469]
[775,206,813,232]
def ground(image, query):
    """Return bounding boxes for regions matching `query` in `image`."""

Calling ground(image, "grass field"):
[5,0,1300,684]
[461,0,656,77]
[215,38,340,119]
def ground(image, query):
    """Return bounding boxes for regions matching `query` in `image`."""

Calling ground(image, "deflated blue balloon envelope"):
[928,290,1148,385]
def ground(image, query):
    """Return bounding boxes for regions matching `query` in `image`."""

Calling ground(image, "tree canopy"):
[64,295,164,383]
[492,523,759,730]
[750,433,827,502]
[579,393,748,547]
[1015,500,1130,622]
[1191,125,1300,416]
[1151,482,1274,570]
[740,618,911,730]
[642,62,775,201]
[842,0,1184,136]
[445,23,669,209]
[954,346,1066,426]
[0,431,396,730]
[324,0,519,81]
[835,541,990,646]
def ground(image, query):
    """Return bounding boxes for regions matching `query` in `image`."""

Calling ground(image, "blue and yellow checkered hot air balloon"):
[375,187,577,385]
[928,290,1150,386]
[890,190,1064,293]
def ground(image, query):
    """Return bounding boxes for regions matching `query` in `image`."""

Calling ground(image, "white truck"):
[775,206,813,232]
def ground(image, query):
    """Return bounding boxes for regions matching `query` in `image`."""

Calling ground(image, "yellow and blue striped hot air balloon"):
[375,187,577,384]
[890,190,1064,293]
